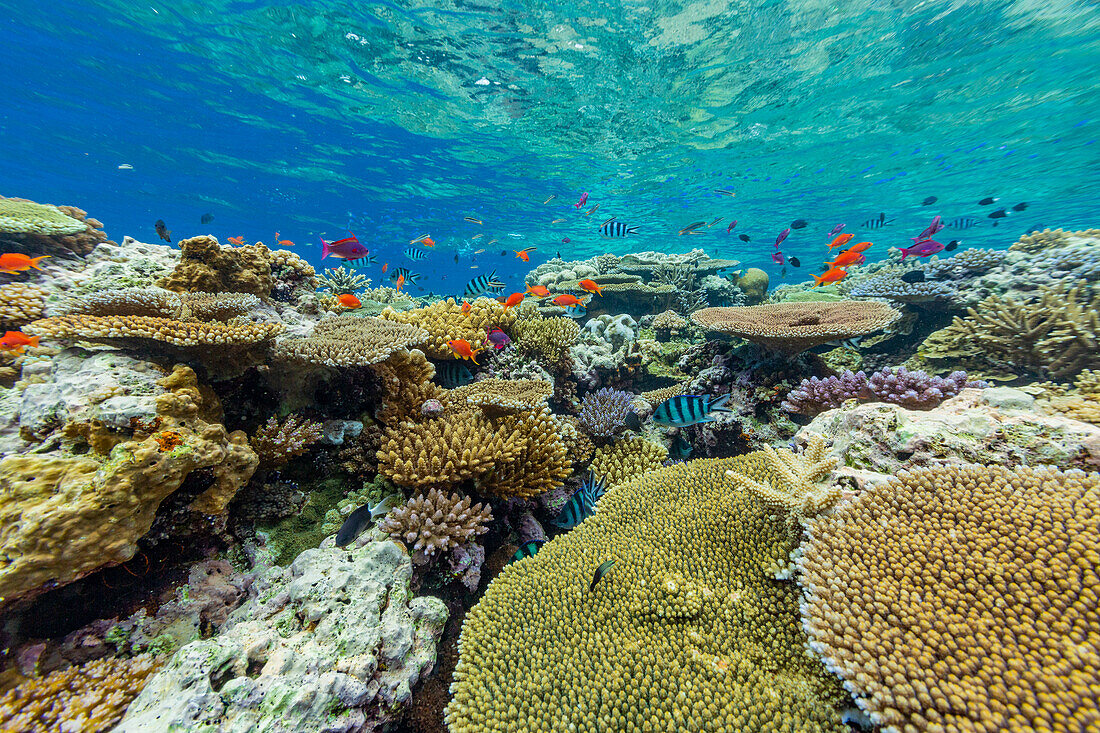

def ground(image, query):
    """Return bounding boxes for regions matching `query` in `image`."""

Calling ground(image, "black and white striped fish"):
[390,267,421,284]
[435,360,474,388]
[947,217,980,229]
[347,254,377,268]
[599,219,640,237]
[403,247,430,261]
[651,393,732,426]
[464,270,505,297]
[860,213,894,229]
[551,471,608,530]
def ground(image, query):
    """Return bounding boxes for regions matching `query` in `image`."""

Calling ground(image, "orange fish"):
[382,263,389,274]
[228,236,245,245]
[461,300,472,314]
[514,250,530,262]
[847,241,873,254]
[448,338,483,363]
[525,285,550,298]
[828,233,854,250]
[551,293,586,307]
[394,274,405,292]
[828,250,866,269]
[502,292,524,310]
[274,232,294,247]
[578,279,603,296]
[0,253,50,274]
[812,266,848,287]
[0,331,39,354]
[337,293,362,309]
[421,237,435,247]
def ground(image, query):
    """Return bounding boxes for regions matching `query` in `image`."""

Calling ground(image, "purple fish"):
[321,232,370,260]
[775,228,790,248]
[912,215,944,243]
[574,192,588,209]
[771,251,785,265]
[486,327,511,349]
[900,239,944,260]
[726,219,737,233]
[828,223,845,237]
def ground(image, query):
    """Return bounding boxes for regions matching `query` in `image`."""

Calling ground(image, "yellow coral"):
[0,283,48,329]
[590,436,668,487]
[443,378,552,416]
[25,314,282,346]
[0,198,86,235]
[370,348,440,425]
[156,235,274,297]
[379,297,516,360]
[799,465,1100,733]
[512,313,580,365]
[445,456,849,732]
[723,434,840,516]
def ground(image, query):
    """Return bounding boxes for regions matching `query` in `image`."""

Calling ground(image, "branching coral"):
[590,436,668,487]
[371,348,441,426]
[575,387,634,438]
[379,488,492,558]
[0,654,163,732]
[692,301,901,355]
[722,434,839,516]
[379,297,516,360]
[155,235,275,298]
[799,465,1100,733]
[445,455,849,733]
[250,414,324,467]
[512,313,581,366]
[317,265,370,295]
[272,316,427,367]
[781,367,986,416]
[0,283,48,328]
[59,287,260,321]
[444,378,552,417]
[652,309,688,339]
[26,314,282,348]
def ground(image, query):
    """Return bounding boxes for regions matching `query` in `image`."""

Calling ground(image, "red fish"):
[394,274,405,292]
[828,233,854,250]
[514,250,530,262]
[421,237,435,247]
[337,293,362,309]
[461,300,472,314]
[772,252,785,265]
[828,244,873,268]
[847,241,873,254]
[382,263,388,273]
[525,285,550,298]
[0,331,39,354]
[726,220,737,233]
[320,232,370,261]
[227,236,246,245]
[274,232,294,247]
[502,292,524,310]
[551,294,586,307]
[578,279,602,296]
[812,266,848,287]
[448,338,483,363]
[0,253,50,274]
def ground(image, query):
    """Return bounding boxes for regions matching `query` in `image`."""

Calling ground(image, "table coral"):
[445,454,849,733]
[155,235,275,298]
[26,313,282,348]
[0,197,86,235]
[799,465,1100,733]
[444,377,552,416]
[271,315,428,367]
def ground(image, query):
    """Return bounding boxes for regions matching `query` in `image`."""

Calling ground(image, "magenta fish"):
[561,237,571,243]
[726,219,738,233]
[912,215,944,243]
[828,223,845,237]
[321,232,370,260]
[775,228,790,249]
[574,192,588,209]
[900,239,944,260]
[771,251,785,265]
[485,327,511,350]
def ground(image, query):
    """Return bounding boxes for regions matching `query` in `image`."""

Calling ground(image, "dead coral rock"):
[156,235,274,298]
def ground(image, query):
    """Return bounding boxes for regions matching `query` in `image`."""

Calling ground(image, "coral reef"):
[380,297,515,360]
[734,267,769,301]
[317,265,370,295]
[589,435,668,486]
[272,315,427,367]
[0,282,48,329]
[444,377,552,416]
[445,454,849,732]
[0,196,87,236]
[781,366,986,415]
[575,386,634,438]
[249,413,324,467]
[116,538,448,733]
[847,274,957,303]
[513,312,580,367]
[156,235,276,298]
[799,465,1099,733]
[723,434,841,517]
[652,309,689,339]
[380,488,492,559]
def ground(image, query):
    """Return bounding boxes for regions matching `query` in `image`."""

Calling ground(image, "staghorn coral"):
[781,367,986,416]
[799,465,1100,733]
[575,386,635,438]
[692,301,901,355]
[379,297,516,360]
[379,488,492,559]
[638,383,687,406]
[444,378,552,416]
[317,265,370,295]
[590,435,668,487]
[557,415,595,468]
[847,274,957,303]
[445,455,849,733]
[1027,370,1100,424]
[156,235,274,298]
[512,312,581,366]
[272,315,427,367]
[25,314,282,348]
[250,414,324,467]
[722,434,840,516]
[0,282,48,328]
[0,654,163,732]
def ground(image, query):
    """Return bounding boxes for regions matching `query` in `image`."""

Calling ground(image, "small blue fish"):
[508,540,545,565]
[651,394,732,426]
[335,495,402,547]
[551,471,608,530]
[404,247,430,261]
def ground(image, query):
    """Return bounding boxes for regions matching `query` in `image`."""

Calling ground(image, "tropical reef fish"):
[790,219,808,229]
[410,234,435,247]
[501,292,524,310]
[828,246,871,269]
[679,221,706,235]
[900,270,926,283]
[508,540,545,565]
[772,252,784,265]
[514,247,535,262]
[827,223,845,236]
[585,204,600,216]
[948,217,979,229]
[574,192,588,209]
[436,360,474,388]
[708,216,723,227]
[861,213,893,229]
[978,197,998,205]
[228,236,246,245]
[200,213,215,224]
[988,208,1010,219]
[337,293,361,309]
[525,285,550,298]
[464,216,483,225]
[543,195,556,204]
[738,234,750,242]
[448,338,483,363]
[590,559,616,591]
[552,471,608,530]
[922,196,937,206]
[578,279,603,296]
[828,233,854,250]
[913,215,944,242]
[464,270,505,297]
[275,232,294,247]
[652,394,732,426]
[0,253,50,274]
[563,303,587,319]
[599,220,639,238]
[812,266,848,287]
[775,228,790,248]
[404,247,429,261]
[900,239,945,259]
[485,327,511,349]
[713,189,736,197]
[321,232,371,264]
[789,257,801,267]
[947,239,961,250]
[155,219,171,242]
[390,267,421,284]
[726,220,737,233]
[335,496,402,548]
[1012,202,1028,212]
[0,331,39,354]
[551,293,587,307]
[348,253,377,268]
[552,218,567,224]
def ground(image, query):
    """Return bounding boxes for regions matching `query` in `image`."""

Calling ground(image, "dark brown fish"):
[154,219,171,243]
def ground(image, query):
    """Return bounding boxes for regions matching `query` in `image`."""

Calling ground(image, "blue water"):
[2,0,1099,295]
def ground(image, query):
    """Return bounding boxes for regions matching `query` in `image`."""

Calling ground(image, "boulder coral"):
[155,235,275,298]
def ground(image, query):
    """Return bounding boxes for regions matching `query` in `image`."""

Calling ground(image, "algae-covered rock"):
[115,538,448,733]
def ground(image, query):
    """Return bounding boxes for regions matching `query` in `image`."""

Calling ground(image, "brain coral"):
[799,465,1100,733]
[445,453,849,732]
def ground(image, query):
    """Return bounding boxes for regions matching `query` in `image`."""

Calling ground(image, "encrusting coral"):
[0,282,48,328]
[380,297,516,360]
[379,488,493,559]
[250,413,324,467]
[0,654,163,732]
[799,465,1100,733]
[589,435,669,486]
[445,453,849,732]
[692,301,901,355]
[155,235,275,298]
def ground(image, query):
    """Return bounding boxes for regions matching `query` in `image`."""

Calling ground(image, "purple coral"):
[782,367,987,416]
[576,387,635,438]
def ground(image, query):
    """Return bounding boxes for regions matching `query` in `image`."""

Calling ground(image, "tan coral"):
[444,378,552,417]
[0,654,163,731]
[723,434,840,516]
[379,297,516,359]
[590,436,668,487]
[1008,227,1100,254]
[156,235,275,298]
[59,287,259,321]
[799,465,1100,733]
[0,283,48,328]
[25,314,282,347]
[370,348,440,426]
[512,313,580,365]
[652,309,689,338]
[445,456,849,733]
[0,366,257,605]
[638,382,687,406]
[272,316,427,367]
[250,414,324,467]
[379,488,492,557]
[692,301,901,355]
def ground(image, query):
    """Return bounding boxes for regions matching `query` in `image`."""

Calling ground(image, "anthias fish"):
[321,232,370,263]
[578,279,602,296]
[0,331,39,354]
[775,228,790,248]
[652,394,732,426]
[0,253,50,274]
[448,338,483,363]
[913,215,944,242]
[828,233,854,250]
[900,239,944,259]
[337,293,361,309]
[574,192,588,208]
[812,266,848,287]
[525,285,550,298]
[827,223,845,236]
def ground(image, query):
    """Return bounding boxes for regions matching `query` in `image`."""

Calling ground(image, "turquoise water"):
[4,1,1099,293]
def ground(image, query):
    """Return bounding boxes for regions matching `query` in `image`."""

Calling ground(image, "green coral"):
[259,476,346,565]
[0,199,86,235]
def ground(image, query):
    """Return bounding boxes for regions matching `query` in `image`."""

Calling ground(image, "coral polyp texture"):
[691,301,901,355]
[25,313,282,347]
[445,454,849,733]
[379,297,516,360]
[798,465,1100,733]
[590,435,668,486]
[0,282,48,328]
[0,197,87,235]
[444,377,553,416]
[379,488,492,558]
[781,366,986,415]
[272,315,428,367]
[576,386,635,438]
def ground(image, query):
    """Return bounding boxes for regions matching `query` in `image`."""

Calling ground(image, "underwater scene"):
[0,0,1099,731]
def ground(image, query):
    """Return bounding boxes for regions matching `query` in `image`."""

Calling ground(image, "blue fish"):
[464,270,505,298]
[651,394,732,426]
[563,304,587,319]
[404,247,430,261]
[435,360,474,388]
[508,540,545,565]
[551,471,608,530]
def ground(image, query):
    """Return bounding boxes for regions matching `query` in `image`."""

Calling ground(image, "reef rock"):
[794,387,1100,490]
[115,538,448,733]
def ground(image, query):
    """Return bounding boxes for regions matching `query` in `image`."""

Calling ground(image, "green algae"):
[259,476,347,566]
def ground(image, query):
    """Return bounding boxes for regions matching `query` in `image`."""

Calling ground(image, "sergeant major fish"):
[599,219,640,238]
[651,394,732,426]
